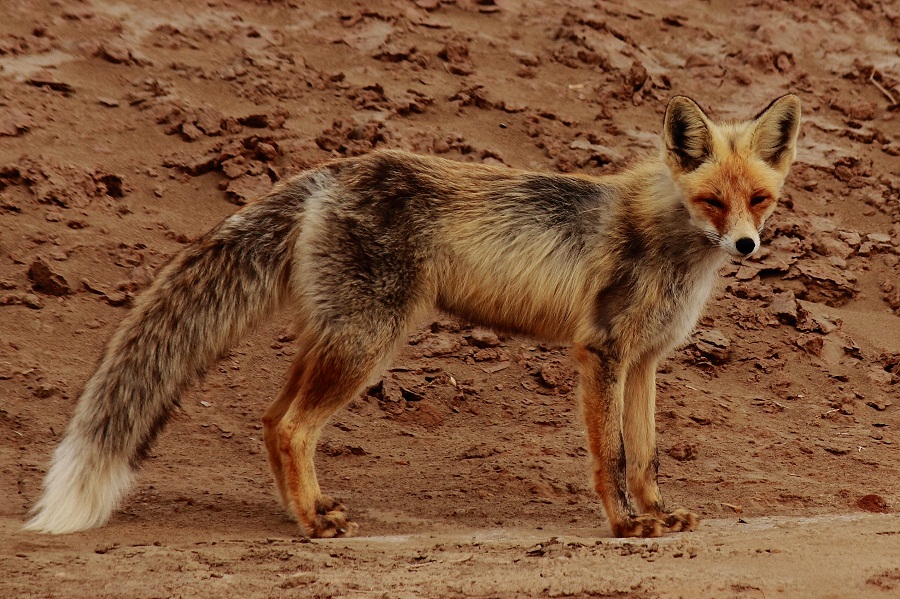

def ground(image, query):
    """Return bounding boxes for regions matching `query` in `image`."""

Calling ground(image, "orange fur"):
[26,95,800,539]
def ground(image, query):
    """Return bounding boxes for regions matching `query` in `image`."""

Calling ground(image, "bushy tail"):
[24,184,307,534]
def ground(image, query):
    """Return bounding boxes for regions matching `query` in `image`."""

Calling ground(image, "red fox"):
[25,94,801,538]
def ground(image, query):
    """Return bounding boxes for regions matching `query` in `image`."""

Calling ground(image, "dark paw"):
[662,508,698,532]
[613,514,665,538]
[310,496,358,538]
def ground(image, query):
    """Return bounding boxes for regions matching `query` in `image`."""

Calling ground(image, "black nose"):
[735,237,756,255]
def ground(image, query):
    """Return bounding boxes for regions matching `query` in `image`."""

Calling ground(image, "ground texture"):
[1,0,899,597]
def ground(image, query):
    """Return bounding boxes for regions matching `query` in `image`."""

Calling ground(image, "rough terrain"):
[1,0,899,597]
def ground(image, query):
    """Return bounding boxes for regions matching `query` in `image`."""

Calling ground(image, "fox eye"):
[750,195,768,206]
[701,197,725,210]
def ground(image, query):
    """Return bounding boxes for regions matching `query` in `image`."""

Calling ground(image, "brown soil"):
[1,0,899,597]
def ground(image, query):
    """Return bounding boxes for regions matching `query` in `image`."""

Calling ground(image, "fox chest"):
[664,272,719,348]
[595,260,720,356]
[650,266,720,355]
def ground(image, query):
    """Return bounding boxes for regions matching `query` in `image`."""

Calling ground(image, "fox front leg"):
[623,356,698,533]
[575,345,666,538]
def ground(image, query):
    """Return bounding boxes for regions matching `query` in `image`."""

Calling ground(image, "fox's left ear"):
[751,94,801,173]
[663,96,713,174]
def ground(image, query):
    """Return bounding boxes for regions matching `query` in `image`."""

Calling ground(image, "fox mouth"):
[726,249,755,260]
[722,242,760,259]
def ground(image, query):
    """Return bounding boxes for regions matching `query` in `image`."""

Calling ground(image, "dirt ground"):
[1,0,899,597]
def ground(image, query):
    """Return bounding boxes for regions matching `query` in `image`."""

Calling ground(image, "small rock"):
[832,98,877,121]
[667,442,698,461]
[180,122,203,141]
[398,400,444,428]
[81,278,109,295]
[194,109,223,135]
[26,76,75,95]
[692,328,730,363]
[417,335,460,358]
[399,386,427,402]
[97,40,132,63]
[277,330,298,343]
[812,236,853,259]
[789,260,859,306]
[625,59,649,92]
[469,328,500,348]
[23,293,44,309]
[569,138,624,164]
[256,142,278,161]
[866,400,892,411]
[461,444,500,459]
[0,109,34,137]
[823,445,851,455]
[684,54,712,68]
[770,292,798,324]
[225,174,272,205]
[33,383,59,398]
[537,362,566,388]
[221,157,248,179]
[366,379,404,403]
[0,292,44,309]
[774,52,793,73]
[857,494,889,513]
[104,289,132,307]
[28,259,70,296]
[238,113,286,129]
[837,230,861,247]
[438,35,474,76]
[795,303,839,334]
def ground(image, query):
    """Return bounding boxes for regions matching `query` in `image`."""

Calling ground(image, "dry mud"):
[1,0,899,597]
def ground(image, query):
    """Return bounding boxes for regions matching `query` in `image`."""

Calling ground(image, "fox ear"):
[751,94,801,172]
[663,96,713,174]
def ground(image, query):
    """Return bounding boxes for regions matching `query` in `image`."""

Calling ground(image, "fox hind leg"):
[262,354,307,510]
[623,356,697,533]
[267,327,403,538]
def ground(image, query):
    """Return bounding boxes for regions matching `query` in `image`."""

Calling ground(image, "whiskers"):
[702,229,727,248]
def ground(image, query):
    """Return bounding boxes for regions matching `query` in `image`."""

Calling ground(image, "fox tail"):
[24,179,312,534]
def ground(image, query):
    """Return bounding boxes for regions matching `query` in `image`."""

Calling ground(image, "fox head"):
[662,94,801,257]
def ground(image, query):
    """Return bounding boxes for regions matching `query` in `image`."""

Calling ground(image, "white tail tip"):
[24,435,133,534]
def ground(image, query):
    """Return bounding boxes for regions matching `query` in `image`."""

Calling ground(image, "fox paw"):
[662,507,698,532]
[613,514,665,538]
[309,495,358,538]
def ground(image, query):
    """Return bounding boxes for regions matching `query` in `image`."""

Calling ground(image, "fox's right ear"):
[750,94,801,174]
[663,96,713,174]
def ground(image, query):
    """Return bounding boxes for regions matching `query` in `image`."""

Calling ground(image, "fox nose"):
[735,237,757,255]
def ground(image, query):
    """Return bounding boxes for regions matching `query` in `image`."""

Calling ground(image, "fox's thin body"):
[25,95,801,538]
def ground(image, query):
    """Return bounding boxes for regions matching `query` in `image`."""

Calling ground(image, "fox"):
[24,94,801,539]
